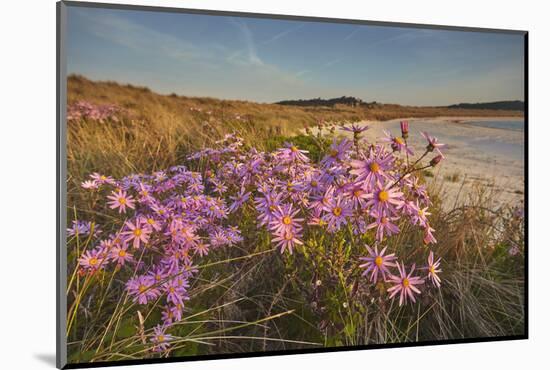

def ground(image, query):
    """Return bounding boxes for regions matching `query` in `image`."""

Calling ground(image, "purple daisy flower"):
[366,212,400,241]
[272,229,303,254]
[270,203,304,235]
[127,275,160,305]
[359,245,397,282]
[365,182,404,216]
[150,325,173,352]
[123,219,152,249]
[107,189,135,214]
[322,195,353,232]
[277,142,310,163]
[424,251,442,287]
[320,138,352,168]
[387,263,425,306]
[340,123,369,134]
[381,130,413,155]
[350,149,394,188]
[421,132,447,156]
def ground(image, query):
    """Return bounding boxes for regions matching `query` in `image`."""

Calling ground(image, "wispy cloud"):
[227,19,264,66]
[261,24,305,45]
[344,28,361,41]
[294,58,342,79]
[75,9,201,61]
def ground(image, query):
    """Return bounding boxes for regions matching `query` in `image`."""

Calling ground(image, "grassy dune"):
[67,74,522,178]
[66,76,525,364]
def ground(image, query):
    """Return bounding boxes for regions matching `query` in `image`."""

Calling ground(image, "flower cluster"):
[67,100,122,122]
[73,122,446,350]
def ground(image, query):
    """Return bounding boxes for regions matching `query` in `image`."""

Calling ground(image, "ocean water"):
[456,119,525,161]
[465,120,524,132]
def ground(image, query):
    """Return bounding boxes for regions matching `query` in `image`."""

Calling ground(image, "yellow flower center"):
[375,256,383,267]
[169,287,175,293]
[159,209,165,215]
[138,284,147,293]
[429,266,435,274]
[89,257,98,266]
[332,207,342,216]
[395,137,405,145]
[147,218,155,224]
[402,278,410,288]
[118,250,126,257]
[330,149,338,157]
[142,191,148,197]
[311,180,318,187]
[369,162,380,173]
[378,191,389,202]
[282,216,292,225]
[381,217,388,224]
[284,233,294,241]
[291,146,298,152]
[133,228,142,237]
[100,175,107,180]
[158,335,165,342]
[269,205,276,212]
[418,209,424,216]
[118,197,126,205]
[155,274,161,281]
[353,189,362,197]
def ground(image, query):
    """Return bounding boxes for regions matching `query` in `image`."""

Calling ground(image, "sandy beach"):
[330,116,525,209]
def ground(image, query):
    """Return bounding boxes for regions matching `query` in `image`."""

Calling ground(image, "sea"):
[464,119,524,132]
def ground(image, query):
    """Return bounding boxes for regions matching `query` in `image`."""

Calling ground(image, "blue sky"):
[67,6,525,106]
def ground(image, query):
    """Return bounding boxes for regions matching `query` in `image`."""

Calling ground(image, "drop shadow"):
[34,353,57,367]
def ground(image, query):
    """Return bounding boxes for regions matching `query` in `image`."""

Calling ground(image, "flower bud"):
[400,120,409,139]
[430,154,443,167]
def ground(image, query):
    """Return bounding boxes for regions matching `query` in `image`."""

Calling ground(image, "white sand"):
[317,116,525,210]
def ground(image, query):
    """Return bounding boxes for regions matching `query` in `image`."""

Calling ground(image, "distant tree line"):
[276,96,375,108]
[446,100,524,111]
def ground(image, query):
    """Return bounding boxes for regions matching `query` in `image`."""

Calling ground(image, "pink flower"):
[321,195,352,232]
[359,245,397,282]
[272,229,303,254]
[110,244,133,266]
[78,248,105,271]
[366,212,400,241]
[270,204,303,235]
[107,190,135,214]
[421,132,447,156]
[365,181,404,216]
[423,224,437,245]
[81,180,98,190]
[123,219,152,249]
[387,263,425,306]
[381,130,413,155]
[350,149,393,188]
[277,142,309,163]
[424,251,442,287]
[127,275,160,305]
[150,325,173,352]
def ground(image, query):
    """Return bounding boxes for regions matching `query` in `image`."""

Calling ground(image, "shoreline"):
[333,116,525,210]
